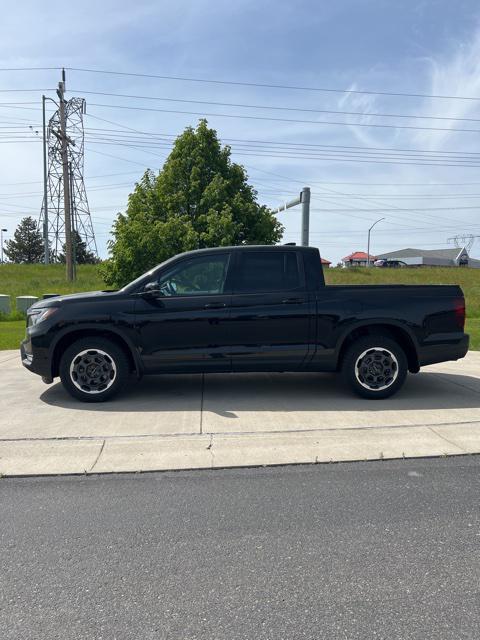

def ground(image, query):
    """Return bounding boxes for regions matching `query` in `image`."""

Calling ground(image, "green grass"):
[0,263,478,350]
[466,318,480,350]
[0,321,25,350]
[0,263,105,316]
[324,266,480,318]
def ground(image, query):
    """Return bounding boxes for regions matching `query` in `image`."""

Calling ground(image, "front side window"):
[234,251,302,293]
[156,253,230,296]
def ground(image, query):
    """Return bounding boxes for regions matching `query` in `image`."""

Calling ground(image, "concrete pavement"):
[1,349,479,475]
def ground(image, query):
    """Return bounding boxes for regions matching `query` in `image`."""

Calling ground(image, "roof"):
[321,257,331,265]
[342,251,377,261]
[171,244,316,257]
[377,247,467,261]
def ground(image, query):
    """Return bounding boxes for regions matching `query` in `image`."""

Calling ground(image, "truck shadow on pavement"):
[39,370,480,415]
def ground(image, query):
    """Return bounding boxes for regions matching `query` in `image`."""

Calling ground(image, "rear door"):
[228,249,313,371]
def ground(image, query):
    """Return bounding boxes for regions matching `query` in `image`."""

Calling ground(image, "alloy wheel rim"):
[354,347,399,391]
[69,349,117,394]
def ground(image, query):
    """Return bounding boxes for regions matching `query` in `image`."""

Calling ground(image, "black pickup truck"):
[21,245,469,402]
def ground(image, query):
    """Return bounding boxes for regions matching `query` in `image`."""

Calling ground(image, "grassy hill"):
[0,263,104,315]
[325,266,480,317]
[0,263,478,349]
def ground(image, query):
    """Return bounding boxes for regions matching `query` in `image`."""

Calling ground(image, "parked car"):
[374,259,407,268]
[21,245,469,402]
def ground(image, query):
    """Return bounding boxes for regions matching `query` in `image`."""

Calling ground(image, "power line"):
[246,164,480,227]
[84,136,480,165]
[0,171,140,187]
[0,67,59,72]
[74,89,480,124]
[82,126,480,166]
[82,116,480,226]
[82,129,480,226]
[66,66,480,102]
[86,101,480,134]
[309,205,480,213]
[0,89,53,93]
[82,125,480,156]
[84,137,480,168]
[88,147,159,167]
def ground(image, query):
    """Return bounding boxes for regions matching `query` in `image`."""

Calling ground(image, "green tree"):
[101,120,284,287]
[58,231,99,265]
[4,216,44,263]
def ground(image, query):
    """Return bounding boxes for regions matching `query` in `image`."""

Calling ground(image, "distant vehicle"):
[374,259,408,268]
[21,245,468,402]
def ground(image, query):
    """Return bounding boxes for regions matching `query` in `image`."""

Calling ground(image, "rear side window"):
[234,251,302,293]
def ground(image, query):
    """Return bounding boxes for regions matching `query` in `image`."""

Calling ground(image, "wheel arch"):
[51,327,142,379]
[336,322,419,373]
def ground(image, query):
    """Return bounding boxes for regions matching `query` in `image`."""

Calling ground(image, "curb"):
[2,422,480,477]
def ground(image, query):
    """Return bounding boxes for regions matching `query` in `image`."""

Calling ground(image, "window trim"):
[231,250,305,295]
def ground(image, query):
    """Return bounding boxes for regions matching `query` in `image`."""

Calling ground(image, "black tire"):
[341,335,408,399]
[59,337,130,402]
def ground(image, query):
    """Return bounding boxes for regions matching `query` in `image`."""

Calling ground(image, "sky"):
[1,0,480,263]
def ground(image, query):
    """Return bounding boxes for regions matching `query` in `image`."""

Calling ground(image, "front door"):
[227,249,313,371]
[135,252,233,372]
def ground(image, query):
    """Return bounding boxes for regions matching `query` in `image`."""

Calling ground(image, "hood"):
[30,290,118,309]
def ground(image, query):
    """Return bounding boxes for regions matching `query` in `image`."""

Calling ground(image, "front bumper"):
[418,333,469,367]
[20,340,52,378]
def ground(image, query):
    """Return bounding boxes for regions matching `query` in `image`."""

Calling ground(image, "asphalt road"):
[1,458,479,640]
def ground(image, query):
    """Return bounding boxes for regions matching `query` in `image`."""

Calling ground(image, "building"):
[321,257,332,267]
[342,251,377,267]
[376,247,480,268]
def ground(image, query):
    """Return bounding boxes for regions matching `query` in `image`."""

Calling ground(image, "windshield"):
[119,268,156,293]
[119,253,187,293]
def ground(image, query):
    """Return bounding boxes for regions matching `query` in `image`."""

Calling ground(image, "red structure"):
[342,251,377,267]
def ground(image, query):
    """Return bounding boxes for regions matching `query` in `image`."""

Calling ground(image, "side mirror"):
[142,281,162,297]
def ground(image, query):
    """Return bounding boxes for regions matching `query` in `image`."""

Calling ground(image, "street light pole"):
[275,186,311,246]
[367,217,385,267]
[1,228,7,264]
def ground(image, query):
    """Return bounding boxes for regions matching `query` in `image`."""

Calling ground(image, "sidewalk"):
[1,349,479,475]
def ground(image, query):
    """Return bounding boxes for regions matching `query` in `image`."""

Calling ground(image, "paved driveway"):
[1,349,479,475]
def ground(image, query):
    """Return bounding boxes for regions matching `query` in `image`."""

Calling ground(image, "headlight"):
[27,307,59,327]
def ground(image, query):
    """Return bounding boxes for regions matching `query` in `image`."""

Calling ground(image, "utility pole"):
[42,95,49,265]
[367,217,385,267]
[275,186,311,246]
[69,161,77,279]
[0,228,6,264]
[301,187,310,247]
[56,70,75,281]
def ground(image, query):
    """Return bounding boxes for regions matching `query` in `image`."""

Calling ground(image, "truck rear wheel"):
[59,337,129,402]
[342,335,408,399]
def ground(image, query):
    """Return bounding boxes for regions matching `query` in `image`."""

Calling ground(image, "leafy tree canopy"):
[3,216,44,264]
[101,120,284,287]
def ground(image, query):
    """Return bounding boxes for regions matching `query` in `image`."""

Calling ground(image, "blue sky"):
[1,0,480,262]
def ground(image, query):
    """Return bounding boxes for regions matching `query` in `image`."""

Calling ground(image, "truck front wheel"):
[342,335,408,399]
[59,337,129,402]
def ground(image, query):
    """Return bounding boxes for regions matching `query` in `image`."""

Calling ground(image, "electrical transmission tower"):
[447,234,479,253]
[40,74,97,279]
